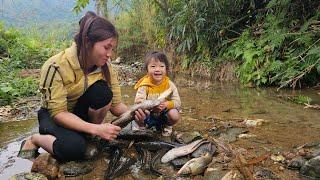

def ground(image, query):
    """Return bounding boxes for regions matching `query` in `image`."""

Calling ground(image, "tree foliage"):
[74,0,320,88]
[150,0,320,88]
[224,0,320,88]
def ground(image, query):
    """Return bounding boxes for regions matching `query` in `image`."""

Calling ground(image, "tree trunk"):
[95,0,108,18]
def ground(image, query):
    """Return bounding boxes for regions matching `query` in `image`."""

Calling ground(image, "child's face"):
[147,59,167,85]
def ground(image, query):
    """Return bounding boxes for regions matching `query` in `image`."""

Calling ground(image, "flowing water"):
[0,75,319,179]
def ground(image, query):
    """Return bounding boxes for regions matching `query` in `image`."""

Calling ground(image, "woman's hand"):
[94,123,121,140]
[134,109,150,126]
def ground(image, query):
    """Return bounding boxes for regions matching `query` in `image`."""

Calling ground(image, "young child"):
[133,51,181,136]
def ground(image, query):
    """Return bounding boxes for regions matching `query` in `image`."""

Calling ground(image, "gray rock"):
[220,128,247,143]
[174,131,202,144]
[9,172,48,180]
[300,155,320,178]
[59,161,94,177]
[254,167,280,179]
[204,166,226,180]
[287,156,306,170]
[31,153,59,179]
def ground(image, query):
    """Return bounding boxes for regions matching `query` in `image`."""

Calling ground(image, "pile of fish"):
[95,129,218,179]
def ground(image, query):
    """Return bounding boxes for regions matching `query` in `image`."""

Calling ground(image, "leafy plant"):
[0,23,68,106]
[292,95,312,105]
[224,0,320,88]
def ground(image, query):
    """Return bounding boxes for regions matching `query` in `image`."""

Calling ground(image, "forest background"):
[0,0,319,106]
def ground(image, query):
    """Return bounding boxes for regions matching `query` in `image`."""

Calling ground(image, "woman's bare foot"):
[18,136,40,160]
[22,137,38,150]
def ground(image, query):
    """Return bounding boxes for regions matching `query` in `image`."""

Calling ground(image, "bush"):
[223,0,320,88]
[0,22,70,106]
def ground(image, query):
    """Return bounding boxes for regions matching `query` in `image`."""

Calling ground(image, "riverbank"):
[1,61,320,179]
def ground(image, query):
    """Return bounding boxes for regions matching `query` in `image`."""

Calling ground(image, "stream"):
[0,75,319,179]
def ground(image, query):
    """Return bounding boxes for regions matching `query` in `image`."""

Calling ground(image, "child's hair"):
[144,51,169,73]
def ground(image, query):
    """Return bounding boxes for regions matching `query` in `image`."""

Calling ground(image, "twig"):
[235,153,254,180]
[247,153,270,165]
[292,38,320,60]
[304,103,320,110]
[277,58,320,90]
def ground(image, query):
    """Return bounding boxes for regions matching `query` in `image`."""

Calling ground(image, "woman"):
[17,11,147,161]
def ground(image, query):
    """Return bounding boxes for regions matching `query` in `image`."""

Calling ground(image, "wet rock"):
[31,153,59,179]
[306,149,320,160]
[300,155,320,178]
[59,161,93,177]
[219,128,247,143]
[270,154,285,163]
[209,126,222,136]
[238,133,257,139]
[192,142,217,158]
[221,170,242,180]
[174,131,202,144]
[170,156,191,169]
[282,151,296,159]
[297,148,309,157]
[287,156,306,170]
[254,167,280,179]
[243,119,265,127]
[9,172,48,180]
[204,165,228,180]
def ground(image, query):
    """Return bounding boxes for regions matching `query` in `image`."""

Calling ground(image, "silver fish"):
[177,152,212,176]
[111,88,172,127]
[161,139,209,163]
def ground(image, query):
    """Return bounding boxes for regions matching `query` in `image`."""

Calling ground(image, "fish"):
[134,141,183,151]
[111,88,172,127]
[161,139,209,163]
[104,148,122,179]
[177,152,212,176]
[150,149,167,176]
[117,129,159,141]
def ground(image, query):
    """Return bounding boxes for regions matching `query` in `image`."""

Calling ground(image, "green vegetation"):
[224,0,320,89]
[292,95,312,105]
[1,0,320,106]
[0,23,70,105]
[150,0,320,88]
[96,0,319,89]
[114,0,319,88]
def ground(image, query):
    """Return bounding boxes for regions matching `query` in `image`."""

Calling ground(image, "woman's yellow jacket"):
[39,43,121,117]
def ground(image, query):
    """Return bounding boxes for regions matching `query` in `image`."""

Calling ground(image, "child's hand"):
[134,109,150,126]
[154,101,168,113]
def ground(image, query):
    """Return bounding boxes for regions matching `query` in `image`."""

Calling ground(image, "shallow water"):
[0,75,319,179]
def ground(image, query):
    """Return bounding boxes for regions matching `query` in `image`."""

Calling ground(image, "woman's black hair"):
[74,11,118,85]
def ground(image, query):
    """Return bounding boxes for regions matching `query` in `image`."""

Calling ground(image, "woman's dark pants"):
[38,80,113,161]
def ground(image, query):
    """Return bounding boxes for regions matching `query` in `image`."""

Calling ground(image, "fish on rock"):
[161,139,209,163]
[111,88,172,127]
[177,152,212,176]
